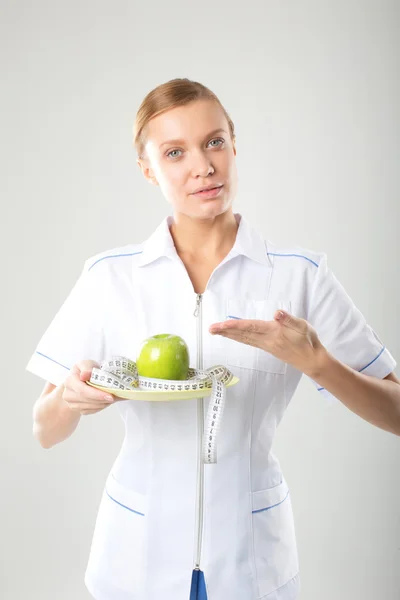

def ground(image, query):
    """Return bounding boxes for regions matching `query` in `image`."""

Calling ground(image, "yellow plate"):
[87,376,240,402]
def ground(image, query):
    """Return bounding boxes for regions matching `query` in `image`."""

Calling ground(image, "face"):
[137,99,238,220]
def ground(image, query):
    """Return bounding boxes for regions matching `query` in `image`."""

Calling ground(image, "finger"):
[67,376,115,403]
[216,329,267,349]
[274,310,308,333]
[79,390,115,404]
[68,399,112,411]
[72,360,100,381]
[70,364,80,376]
[210,319,270,335]
[69,362,96,384]
[81,382,115,402]
[80,370,92,381]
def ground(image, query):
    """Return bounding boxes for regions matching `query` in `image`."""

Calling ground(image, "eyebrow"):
[159,128,228,149]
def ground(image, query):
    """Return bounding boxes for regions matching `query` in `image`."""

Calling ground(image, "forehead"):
[145,99,227,146]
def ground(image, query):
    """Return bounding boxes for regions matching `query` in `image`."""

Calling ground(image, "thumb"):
[274,309,289,322]
[80,370,92,380]
[74,360,100,380]
[70,365,91,381]
[274,310,306,332]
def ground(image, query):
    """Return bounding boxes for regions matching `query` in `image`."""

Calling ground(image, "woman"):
[27,78,400,600]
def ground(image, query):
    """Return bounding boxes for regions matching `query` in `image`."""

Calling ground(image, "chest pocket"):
[224,297,288,374]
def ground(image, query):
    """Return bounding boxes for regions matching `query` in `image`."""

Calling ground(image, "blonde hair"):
[133,78,236,160]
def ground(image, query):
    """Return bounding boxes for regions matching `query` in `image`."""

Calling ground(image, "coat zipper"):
[193,292,204,570]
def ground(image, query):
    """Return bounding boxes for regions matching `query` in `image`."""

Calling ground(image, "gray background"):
[2,0,399,598]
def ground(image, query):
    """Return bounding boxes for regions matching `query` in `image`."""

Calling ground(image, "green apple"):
[136,333,190,380]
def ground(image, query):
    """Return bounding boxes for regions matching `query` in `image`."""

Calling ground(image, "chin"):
[195,199,228,215]
[173,195,232,220]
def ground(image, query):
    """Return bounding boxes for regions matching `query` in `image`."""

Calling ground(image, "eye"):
[208,138,224,148]
[166,138,225,159]
[166,149,182,159]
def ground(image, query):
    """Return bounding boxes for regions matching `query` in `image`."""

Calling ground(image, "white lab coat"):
[26,213,397,600]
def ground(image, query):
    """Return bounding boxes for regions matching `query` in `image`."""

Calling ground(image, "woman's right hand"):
[62,360,116,416]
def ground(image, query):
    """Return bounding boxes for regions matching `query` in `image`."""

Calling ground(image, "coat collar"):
[137,212,272,268]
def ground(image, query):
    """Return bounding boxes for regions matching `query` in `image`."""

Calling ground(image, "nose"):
[190,150,214,178]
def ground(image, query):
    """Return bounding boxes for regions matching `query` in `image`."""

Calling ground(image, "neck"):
[169,210,240,261]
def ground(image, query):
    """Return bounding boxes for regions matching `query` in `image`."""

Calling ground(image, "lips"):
[192,185,224,199]
[192,184,223,194]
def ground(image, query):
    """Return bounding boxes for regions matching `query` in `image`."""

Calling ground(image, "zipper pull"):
[193,293,202,317]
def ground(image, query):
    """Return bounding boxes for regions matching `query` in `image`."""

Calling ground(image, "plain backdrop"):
[2,1,399,599]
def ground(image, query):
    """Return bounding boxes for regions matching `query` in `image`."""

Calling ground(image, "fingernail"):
[104,395,114,402]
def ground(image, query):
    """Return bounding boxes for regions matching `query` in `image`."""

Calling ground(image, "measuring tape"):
[89,356,235,464]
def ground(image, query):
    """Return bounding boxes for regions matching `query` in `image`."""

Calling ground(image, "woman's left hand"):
[209,309,327,378]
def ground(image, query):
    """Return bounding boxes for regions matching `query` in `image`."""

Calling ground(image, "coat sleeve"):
[25,258,107,387]
[306,253,397,403]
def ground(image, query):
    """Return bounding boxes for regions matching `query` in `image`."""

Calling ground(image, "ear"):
[136,157,159,186]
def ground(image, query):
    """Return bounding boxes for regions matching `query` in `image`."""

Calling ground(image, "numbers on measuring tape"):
[89,356,233,464]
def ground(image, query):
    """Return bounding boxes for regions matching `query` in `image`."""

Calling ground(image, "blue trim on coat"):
[105,488,145,516]
[88,251,143,271]
[267,252,319,268]
[317,345,386,391]
[252,489,290,514]
[35,351,70,371]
